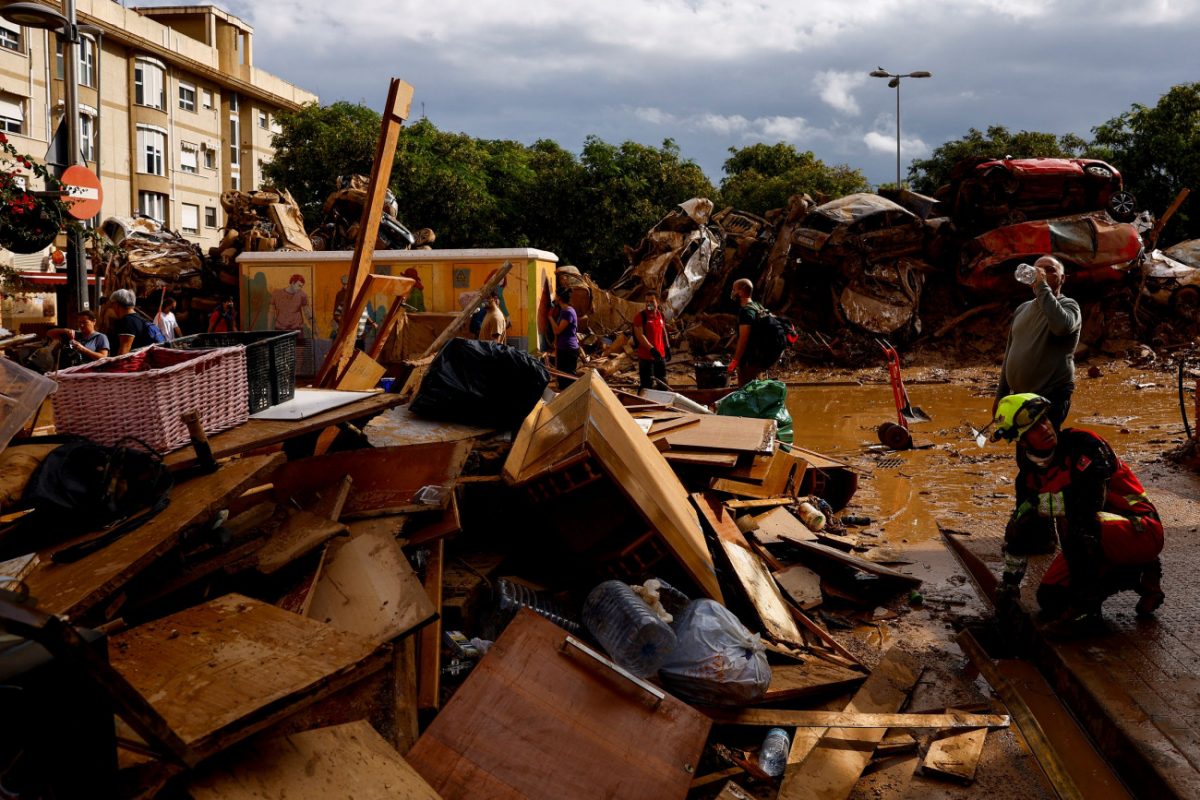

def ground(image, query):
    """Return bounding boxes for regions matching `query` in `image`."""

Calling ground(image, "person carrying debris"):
[549,287,579,389]
[991,393,1165,632]
[724,280,772,386]
[992,256,1081,429]
[633,292,668,390]
[478,293,508,343]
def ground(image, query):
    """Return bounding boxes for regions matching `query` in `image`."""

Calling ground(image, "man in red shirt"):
[633,292,669,390]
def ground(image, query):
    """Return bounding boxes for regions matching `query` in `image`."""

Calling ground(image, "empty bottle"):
[583,580,678,677]
[798,501,826,531]
[1014,262,1038,285]
[758,727,791,777]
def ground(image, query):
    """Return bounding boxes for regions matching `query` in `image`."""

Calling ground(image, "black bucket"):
[694,361,729,390]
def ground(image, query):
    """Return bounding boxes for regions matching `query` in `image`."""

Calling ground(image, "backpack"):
[146,321,167,344]
[748,303,798,367]
[18,436,173,562]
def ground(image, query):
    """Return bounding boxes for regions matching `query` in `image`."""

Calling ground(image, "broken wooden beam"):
[706,709,1008,729]
[416,539,444,712]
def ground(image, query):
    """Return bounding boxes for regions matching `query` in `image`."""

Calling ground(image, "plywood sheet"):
[693,493,802,645]
[407,609,710,800]
[366,403,495,448]
[255,510,348,574]
[774,565,823,609]
[922,709,988,783]
[307,528,436,646]
[272,441,472,519]
[663,450,739,468]
[654,414,775,454]
[23,454,283,620]
[504,373,721,601]
[755,507,817,545]
[109,594,386,758]
[756,661,866,704]
[711,449,806,499]
[188,720,439,799]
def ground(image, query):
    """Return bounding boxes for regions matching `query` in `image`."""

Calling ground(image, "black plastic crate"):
[169,330,298,413]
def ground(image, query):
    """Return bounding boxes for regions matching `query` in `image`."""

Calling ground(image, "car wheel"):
[1108,191,1137,222]
[1171,286,1200,318]
[1086,164,1114,180]
[877,422,913,450]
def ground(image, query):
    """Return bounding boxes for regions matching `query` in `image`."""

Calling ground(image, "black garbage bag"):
[410,339,550,429]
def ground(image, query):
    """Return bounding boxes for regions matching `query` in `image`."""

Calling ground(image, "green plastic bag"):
[715,378,793,444]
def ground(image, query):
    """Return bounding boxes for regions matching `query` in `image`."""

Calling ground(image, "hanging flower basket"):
[0,188,63,253]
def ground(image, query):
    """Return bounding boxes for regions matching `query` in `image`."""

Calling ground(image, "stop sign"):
[60,165,103,220]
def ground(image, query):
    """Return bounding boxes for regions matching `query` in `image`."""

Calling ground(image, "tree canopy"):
[718,143,868,214]
[1092,83,1200,243]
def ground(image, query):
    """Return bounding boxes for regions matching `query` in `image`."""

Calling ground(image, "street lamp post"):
[0,0,90,324]
[869,68,931,189]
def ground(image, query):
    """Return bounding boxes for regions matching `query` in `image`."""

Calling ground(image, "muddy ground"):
[740,355,1194,799]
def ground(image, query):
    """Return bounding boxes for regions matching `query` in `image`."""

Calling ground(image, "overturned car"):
[792,194,925,273]
[959,213,1143,295]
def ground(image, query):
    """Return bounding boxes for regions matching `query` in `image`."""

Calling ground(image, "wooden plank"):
[406,609,711,800]
[705,709,1008,729]
[307,527,436,646]
[417,540,444,711]
[335,349,388,391]
[692,492,801,645]
[788,606,862,668]
[272,441,473,519]
[308,475,353,522]
[109,594,387,760]
[662,450,739,468]
[922,709,988,783]
[255,510,348,574]
[406,494,461,547]
[163,393,404,471]
[643,415,701,437]
[187,720,440,800]
[755,507,817,545]
[23,454,283,620]
[316,77,414,386]
[726,497,794,510]
[754,661,866,704]
[368,298,408,360]
[393,636,420,755]
[777,647,920,800]
[774,565,822,609]
[275,546,329,616]
[655,414,775,454]
[711,450,806,499]
[788,540,922,586]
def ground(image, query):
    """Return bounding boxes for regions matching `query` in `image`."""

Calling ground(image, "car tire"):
[1086,164,1114,180]
[1171,286,1200,318]
[1108,191,1137,222]
[877,422,913,450]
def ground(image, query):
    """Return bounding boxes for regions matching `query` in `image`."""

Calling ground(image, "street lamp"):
[869,67,931,190]
[0,0,90,323]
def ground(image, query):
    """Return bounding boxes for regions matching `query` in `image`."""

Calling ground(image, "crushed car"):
[838,257,927,336]
[958,212,1143,295]
[1138,247,1200,318]
[792,193,926,275]
[942,156,1137,233]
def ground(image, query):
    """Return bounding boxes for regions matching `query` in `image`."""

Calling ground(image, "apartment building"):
[1,1,317,263]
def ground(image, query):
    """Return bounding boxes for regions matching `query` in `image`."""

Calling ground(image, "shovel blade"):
[901,404,931,424]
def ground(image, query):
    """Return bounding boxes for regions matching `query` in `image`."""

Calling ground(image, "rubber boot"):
[1135,558,1165,617]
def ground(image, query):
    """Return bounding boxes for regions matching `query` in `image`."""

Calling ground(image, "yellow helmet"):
[991,393,1051,442]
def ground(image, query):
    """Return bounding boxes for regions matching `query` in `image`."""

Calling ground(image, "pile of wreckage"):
[0,335,1011,797]
[582,157,1200,368]
[88,176,433,334]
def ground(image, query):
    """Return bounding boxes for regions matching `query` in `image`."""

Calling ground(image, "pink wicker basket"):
[51,345,249,453]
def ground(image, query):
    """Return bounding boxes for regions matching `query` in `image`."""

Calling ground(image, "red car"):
[945,156,1137,232]
[958,213,1143,295]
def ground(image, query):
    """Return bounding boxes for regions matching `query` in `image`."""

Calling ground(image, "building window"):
[136,125,166,176]
[134,57,165,110]
[258,110,268,129]
[180,203,199,235]
[204,206,218,228]
[231,175,239,191]
[138,191,167,224]
[201,88,214,110]
[228,92,239,112]
[54,36,95,86]
[180,141,198,174]
[179,82,196,112]
[202,144,216,170]
[80,112,95,161]
[229,115,240,166]
[0,19,21,52]
[0,94,23,135]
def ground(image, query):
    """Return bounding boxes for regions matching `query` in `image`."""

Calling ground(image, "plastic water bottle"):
[583,580,678,677]
[798,501,827,532]
[758,727,791,777]
[1014,262,1038,285]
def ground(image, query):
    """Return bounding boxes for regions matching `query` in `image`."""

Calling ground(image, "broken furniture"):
[407,609,712,799]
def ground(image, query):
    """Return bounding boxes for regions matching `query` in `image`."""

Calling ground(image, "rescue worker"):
[632,292,668,390]
[991,393,1165,630]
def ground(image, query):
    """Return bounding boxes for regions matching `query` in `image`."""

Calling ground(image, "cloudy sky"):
[141,0,1199,188]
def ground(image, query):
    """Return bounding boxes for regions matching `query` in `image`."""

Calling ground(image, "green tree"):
[718,143,868,214]
[261,102,382,225]
[907,126,1090,194]
[1092,83,1200,243]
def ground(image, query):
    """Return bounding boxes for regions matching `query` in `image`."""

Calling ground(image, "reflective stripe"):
[1096,511,1127,523]
[1038,491,1065,518]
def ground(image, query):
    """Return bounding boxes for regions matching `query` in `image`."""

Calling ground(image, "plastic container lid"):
[0,357,57,454]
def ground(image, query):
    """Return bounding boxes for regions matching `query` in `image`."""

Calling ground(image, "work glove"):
[727,358,739,375]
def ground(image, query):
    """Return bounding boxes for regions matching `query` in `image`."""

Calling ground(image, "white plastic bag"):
[659,599,771,705]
